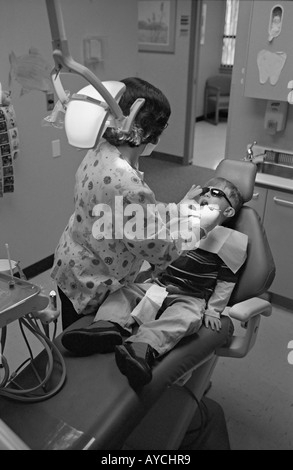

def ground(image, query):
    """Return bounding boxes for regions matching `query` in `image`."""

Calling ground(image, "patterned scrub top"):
[51,140,186,315]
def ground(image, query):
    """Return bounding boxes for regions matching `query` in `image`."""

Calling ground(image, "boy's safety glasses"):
[201,187,233,208]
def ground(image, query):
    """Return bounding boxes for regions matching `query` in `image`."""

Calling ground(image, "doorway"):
[184,0,230,169]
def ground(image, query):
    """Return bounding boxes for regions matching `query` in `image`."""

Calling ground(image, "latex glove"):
[180,185,203,203]
[174,201,219,250]
[204,314,222,332]
[199,204,222,234]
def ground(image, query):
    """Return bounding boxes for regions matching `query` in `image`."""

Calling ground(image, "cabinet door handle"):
[252,192,259,199]
[273,196,293,208]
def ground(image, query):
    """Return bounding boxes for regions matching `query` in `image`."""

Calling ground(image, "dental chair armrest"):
[216,297,272,359]
[228,297,272,322]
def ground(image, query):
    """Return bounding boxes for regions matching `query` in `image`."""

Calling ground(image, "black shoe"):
[115,342,156,388]
[61,320,122,356]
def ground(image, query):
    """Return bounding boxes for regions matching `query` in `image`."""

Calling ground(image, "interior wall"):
[137,0,192,159]
[0,0,138,268]
[196,0,226,118]
[226,0,293,161]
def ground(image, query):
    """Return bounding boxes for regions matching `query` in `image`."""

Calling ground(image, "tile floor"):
[207,304,293,450]
[193,120,227,169]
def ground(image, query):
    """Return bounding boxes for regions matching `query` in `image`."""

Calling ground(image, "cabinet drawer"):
[263,189,293,299]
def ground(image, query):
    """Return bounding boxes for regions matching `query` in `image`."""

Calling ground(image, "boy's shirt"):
[131,227,248,325]
[158,248,236,302]
[157,226,248,304]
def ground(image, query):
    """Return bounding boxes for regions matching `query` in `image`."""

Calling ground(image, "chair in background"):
[204,74,232,125]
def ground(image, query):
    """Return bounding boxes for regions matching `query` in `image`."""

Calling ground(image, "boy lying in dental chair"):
[62,177,247,389]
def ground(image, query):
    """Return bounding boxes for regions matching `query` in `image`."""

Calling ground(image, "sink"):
[257,162,293,179]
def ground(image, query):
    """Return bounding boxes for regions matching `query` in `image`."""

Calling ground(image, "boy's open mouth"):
[200,199,209,207]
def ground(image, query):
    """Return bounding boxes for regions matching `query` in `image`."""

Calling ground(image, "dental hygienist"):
[51,77,222,330]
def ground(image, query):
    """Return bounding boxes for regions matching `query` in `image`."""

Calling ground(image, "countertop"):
[141,155,293,198]
[255,172,293,192]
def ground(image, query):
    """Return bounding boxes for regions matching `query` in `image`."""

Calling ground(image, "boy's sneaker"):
[115,342,156,388]
[61,320,123,356]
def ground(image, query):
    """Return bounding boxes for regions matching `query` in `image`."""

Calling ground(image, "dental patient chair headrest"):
[215,159,257,203]
[216,159,276,304]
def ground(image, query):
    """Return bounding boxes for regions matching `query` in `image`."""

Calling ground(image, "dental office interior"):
[0,0,292,452]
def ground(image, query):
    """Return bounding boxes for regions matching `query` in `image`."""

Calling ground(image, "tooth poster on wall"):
[257,50,287,86]
[0,105,19,197]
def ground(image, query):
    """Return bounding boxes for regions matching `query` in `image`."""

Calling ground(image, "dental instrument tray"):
[0,273,47,328]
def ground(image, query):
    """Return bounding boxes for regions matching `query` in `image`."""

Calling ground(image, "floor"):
[1,120,292,450]
[207,304,293,450]
[193,120,227,169]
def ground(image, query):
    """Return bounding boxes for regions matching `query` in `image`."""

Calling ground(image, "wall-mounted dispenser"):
[268,5,283,42]
[264,100,288,135]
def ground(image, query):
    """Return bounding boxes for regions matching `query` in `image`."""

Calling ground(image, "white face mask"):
[140,139,160,156]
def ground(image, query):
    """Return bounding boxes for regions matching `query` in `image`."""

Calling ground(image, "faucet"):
[245,141,266,164]
[245,141,256,161]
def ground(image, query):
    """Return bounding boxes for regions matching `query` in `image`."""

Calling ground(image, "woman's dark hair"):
[103,77,171,147]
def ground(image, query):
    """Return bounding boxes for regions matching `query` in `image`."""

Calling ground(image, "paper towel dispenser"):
[264,100,288,135]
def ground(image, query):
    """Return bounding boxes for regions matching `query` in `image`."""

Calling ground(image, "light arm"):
[45,0,122,117]
[45,0,144,137]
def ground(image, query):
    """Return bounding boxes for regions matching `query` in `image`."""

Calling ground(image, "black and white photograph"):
[0,0,292,454]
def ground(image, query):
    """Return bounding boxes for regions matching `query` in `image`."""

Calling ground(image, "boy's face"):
[199,181,235,216]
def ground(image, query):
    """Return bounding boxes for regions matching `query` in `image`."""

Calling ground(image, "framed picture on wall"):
[138,0,177,53]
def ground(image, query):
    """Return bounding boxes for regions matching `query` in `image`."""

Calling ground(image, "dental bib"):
[199,225,248,273]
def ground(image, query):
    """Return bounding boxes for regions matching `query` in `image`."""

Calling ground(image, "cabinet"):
[263,188,293,300]
[247,184,293,300]
[244,1,293,101]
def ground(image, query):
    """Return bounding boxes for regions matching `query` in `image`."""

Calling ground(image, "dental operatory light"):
[45,0,145,149]
[64,82,124,148]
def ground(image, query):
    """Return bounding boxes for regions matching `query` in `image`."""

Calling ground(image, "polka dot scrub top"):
[51,141,189,315]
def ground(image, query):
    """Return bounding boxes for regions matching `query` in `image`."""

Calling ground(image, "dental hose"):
[0,316,66,402]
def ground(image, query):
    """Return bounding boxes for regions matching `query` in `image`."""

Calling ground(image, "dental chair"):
[0,158,275,450]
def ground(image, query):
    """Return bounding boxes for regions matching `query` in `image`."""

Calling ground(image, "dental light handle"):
[45,0,131,126]
[51,49,124,121]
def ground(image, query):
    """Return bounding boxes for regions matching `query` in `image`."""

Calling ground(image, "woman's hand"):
[199,204,222,233]
[180,184,203,203]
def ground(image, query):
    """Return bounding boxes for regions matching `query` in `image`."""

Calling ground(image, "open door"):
[182,0,203,165]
